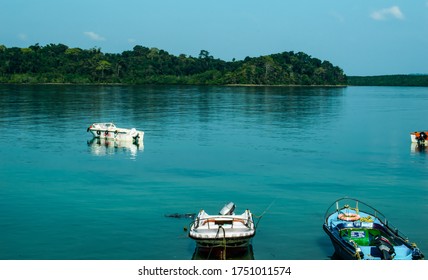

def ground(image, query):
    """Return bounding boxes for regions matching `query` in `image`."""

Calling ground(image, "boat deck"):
[189,210,255,241]
[359,244,413,260]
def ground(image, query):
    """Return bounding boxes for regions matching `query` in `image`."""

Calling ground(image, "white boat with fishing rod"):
[87,122,144,143]
[188,202,256,251]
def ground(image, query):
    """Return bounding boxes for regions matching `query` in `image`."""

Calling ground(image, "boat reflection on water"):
[87,138,144,158]
[191,244,255,260]
[410,143,428,154]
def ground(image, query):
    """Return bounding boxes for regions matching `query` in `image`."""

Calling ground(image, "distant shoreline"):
[2,81,428,87]
[225,84,347,87]
[0,82,349,87]
[1,76,427,87]
[347,75,428,87]
[1,76,428,88]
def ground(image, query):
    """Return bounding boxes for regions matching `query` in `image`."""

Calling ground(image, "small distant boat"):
[87,123,144,142]
[410,131,428,146]
[189,202,256,252]
[323,197,424,260]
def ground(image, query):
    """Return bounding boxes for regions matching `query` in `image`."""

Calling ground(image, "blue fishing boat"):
[323,197,424,260]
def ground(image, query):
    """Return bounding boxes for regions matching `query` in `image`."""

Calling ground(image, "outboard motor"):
[416,132,427,146]
[374,235,395,260]
[412,247,424,260]
[219,202,235,215]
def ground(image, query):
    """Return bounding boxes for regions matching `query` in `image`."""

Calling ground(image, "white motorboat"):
[189,202,256,251]
[87,123,144,142]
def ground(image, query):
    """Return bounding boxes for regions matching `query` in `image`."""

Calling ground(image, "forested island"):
[0,43,346,86]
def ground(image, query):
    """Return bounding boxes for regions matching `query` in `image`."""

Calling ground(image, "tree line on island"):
[347,75,428,87]
[0,43,347,85]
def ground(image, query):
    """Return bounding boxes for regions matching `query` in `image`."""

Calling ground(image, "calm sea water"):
[0,85,427,260]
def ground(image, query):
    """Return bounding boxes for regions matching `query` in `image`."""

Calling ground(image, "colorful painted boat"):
[323,197,424,260]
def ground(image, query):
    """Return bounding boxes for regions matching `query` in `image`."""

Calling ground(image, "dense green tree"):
[96,60,112,79]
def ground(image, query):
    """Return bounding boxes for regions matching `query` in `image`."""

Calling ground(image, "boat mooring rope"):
[254,199,276,228]
[205,226,227,260]
[349,240,362,260]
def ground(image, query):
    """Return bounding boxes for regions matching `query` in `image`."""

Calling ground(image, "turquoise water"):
[0,85,427,260]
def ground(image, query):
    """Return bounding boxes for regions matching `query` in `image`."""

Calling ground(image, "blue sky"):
[1,0,428,76]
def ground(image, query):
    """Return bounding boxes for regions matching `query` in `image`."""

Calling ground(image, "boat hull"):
[191,236,254,250]
[88,128,144,142]
[323,224,361,260]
